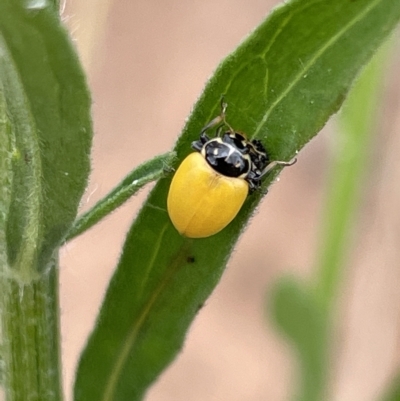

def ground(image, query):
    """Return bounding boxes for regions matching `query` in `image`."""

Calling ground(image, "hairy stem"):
[0,258,63,401]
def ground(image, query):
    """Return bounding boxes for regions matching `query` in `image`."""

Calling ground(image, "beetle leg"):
[192,130,211,151]
[248,179,261,193]
[200,132,210,143]
[246,170,261,193]
[192,139,204,152]
[241,143,252,155]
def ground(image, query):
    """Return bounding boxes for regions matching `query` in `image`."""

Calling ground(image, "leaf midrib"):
[101,223,173,401]
[251,0,382,141]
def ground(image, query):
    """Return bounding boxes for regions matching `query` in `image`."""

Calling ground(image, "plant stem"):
[315,43,390,312]
[0,257,63,401]
[66,151,175,241]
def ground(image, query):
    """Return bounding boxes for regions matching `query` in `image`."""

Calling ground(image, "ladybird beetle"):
[167,102,295,238]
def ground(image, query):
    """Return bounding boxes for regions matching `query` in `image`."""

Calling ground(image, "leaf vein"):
[252,0,383,140]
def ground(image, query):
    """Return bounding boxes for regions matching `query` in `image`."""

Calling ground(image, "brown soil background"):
[55,1,400,400]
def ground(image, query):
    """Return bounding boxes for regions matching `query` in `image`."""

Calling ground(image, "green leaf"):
[0,0,92,278]
[315,40,392,310]
[74,1,400,400]
[67,152,176,241]
[270,278,328,401]
[0,76,12,269]
[268,40,394,401]
[0,1,92,400]
[379,373,400,401]
[0,79,12,380]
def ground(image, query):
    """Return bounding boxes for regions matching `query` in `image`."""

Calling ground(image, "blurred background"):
[61,1,400,400]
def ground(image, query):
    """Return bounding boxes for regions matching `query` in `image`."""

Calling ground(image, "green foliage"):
[0,0,92,279]
[67,151,176,241]
[271,278,328,401]
[0,1,92,400]
[1,0,399,400]
[0,79,12,269]
[380,373,400,401]
[2,263,62,401]
[269,35,394,401]
[74,1,400,401]
[315,42,391,311]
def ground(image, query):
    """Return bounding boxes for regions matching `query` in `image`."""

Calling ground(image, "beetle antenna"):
[199,98,234,136]
[199,115,223,136]
[260,158,297,178]
[219,98,235,134]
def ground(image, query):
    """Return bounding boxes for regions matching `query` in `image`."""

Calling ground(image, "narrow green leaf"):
[67,152,176,241]
[75,1,400,400]
[0,0,92,277]
[0,73,12,268]
[379,373,400,401]
[0,356,3,385]
[315,42,392,310]
[0,75,12,384]
[270,278,328,401]
[268,38,394,401]
[0,32,43,281]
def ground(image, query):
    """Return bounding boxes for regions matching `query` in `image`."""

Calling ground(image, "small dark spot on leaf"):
[186,256,195,264]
